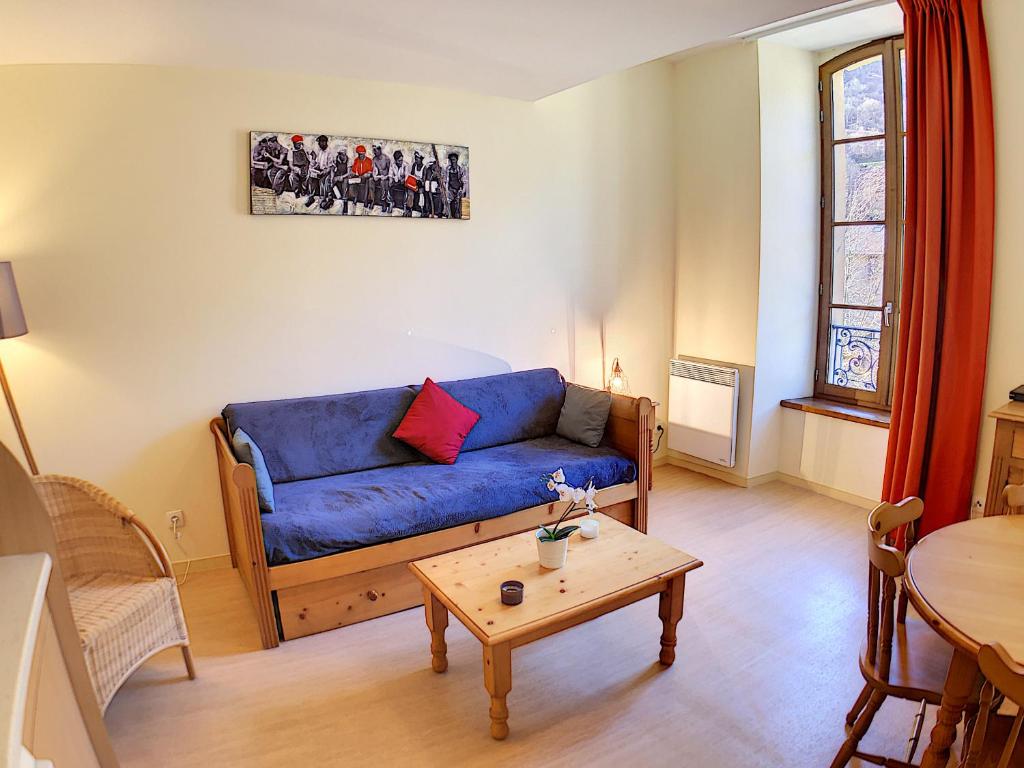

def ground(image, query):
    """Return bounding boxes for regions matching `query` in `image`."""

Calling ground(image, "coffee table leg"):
[423,588,448,673]
[483,642,512,740]
[658,574,686,666]
[920,648,979,768]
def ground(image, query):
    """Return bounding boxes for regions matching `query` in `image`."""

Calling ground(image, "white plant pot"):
[536,531,570,569]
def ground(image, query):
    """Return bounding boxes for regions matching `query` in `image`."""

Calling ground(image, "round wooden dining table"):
[904,515,1024,768]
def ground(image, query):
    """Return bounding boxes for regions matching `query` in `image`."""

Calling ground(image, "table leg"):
[919,648,980,768]
[658,574,686,666]
[483,643,512,740]
[423,588,448,673]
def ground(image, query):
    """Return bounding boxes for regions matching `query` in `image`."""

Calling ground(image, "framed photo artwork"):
[250,131,470,219]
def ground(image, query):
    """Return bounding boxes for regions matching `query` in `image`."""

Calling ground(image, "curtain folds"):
[884,0,995,537]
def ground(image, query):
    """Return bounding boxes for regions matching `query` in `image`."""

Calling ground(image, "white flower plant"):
[537,468,598,542]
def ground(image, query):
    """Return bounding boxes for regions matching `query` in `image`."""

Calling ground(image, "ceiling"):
[2,0,852,101]
[761,2,903,51]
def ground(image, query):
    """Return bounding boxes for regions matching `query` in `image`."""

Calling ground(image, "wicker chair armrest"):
[124,512,174,577]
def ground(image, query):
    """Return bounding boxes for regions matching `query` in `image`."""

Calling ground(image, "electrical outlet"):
[166,509,185,531]
[971,497,985,518]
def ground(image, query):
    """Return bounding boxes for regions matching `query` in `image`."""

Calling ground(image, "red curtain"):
[884,0,995,538]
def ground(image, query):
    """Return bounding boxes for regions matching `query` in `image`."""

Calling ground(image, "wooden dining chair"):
[832,497,963,768]
[959,643,1024,768]
[1002,485,1024,515]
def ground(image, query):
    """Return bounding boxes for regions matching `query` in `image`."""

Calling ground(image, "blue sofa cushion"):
[223,368,566,484]
[224,386,421,483]
[426,368,565,452]
[262,435,636,566]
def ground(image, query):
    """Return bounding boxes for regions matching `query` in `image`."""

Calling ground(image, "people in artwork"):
[251,134,468,217]
[308,135,335,210]
[446,150,469,219]
[370,143,392,214]
[388,149,411,217]
[250,135,273,189]
[409,150,427,216]
[256,136,290,195]
[350,145,373,213]
[422,156,444,218]
[287,135,311,200]
[332,147,351,214]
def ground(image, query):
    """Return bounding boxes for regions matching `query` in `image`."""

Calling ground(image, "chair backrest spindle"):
[863,498,924,680]
[866,562,881,667]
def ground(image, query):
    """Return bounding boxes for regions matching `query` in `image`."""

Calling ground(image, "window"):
[816,37,906,409]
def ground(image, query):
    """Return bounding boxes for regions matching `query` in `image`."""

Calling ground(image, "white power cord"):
[170,514,191,587]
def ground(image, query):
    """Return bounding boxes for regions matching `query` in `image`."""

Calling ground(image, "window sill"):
[780,397,890,429]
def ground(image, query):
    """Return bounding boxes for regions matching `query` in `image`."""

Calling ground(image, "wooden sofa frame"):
[210,392,654,649]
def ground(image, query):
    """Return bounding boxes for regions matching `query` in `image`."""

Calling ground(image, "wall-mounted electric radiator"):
[668,359,739,468]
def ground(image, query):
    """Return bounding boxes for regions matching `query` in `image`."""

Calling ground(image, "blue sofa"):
[211,368,654,648]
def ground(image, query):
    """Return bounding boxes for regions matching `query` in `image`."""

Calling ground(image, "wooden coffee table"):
[408,513,703,740]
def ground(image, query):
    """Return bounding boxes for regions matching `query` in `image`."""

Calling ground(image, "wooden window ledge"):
[780,397,890,429]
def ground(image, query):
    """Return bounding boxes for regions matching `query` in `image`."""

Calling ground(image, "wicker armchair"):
[32,474,195,712]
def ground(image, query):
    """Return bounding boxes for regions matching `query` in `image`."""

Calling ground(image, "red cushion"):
[393,378,481,464]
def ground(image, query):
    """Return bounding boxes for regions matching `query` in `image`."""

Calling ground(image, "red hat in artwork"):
[291,134,304,143]
[355,144,367,153]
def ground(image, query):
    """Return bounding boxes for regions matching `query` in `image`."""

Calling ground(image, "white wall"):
[536,62,677,435]
[779,409,888,502]
[673,43,761,369]
[671,43,761,480]
[671,40,889,494]
[973,0,1024,508]
[0,62,676,560]
[748,41,821,479]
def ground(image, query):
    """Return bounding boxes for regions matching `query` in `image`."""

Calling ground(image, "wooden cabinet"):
[983,402,1024,517]
[2,553,106,768]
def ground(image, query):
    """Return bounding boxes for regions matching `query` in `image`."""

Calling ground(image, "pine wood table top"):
[989,401,1024,424]
[408,513,703,648]
[905,515,1024,663]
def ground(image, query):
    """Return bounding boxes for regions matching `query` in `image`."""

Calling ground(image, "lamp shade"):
[0,262,28,339]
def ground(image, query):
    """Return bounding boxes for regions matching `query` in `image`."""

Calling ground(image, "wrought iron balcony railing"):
[828,324,880,392]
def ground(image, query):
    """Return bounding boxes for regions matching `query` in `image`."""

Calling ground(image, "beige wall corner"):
[672,42,762,369]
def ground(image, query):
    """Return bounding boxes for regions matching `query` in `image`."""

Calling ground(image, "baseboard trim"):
[665,454,749,487]
[662,456,879,509]
[172,554,233,577]
[746,471,782,487]
[774,473,879,509]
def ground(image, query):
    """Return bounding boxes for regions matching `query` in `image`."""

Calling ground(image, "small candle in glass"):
[579,517,600,539]
[500,580,524,605]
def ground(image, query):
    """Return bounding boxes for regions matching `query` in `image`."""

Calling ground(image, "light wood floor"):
[105,466,956,767]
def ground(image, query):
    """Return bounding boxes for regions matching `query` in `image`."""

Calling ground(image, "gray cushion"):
[232,428,276,514]
[555,384,611,448]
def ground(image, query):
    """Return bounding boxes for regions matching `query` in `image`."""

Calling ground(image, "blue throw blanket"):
[263,435,636,565]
